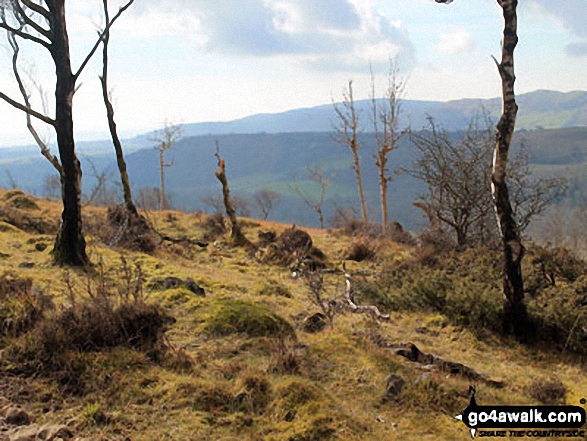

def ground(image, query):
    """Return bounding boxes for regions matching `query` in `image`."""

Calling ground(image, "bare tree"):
[291,166,331,229]
[43,172,60,200]
[509,141,567,233]
[408,116,496,249]
[333,81,369,223]
[409,115,566,249]
[0,0,135,266]
[152,122,181,211]
[371,61,408,226]
[254,189,281,220]
[201,194,224,214]
[99,0,137,215]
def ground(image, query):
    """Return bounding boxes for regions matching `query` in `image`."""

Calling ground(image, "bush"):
[201,212,227,241]
[9,260,174,370]
[0,273,51,339]
[354,252,503,335]
[527,378,567,405]
[344,240,376,262]
[104,205,160,253]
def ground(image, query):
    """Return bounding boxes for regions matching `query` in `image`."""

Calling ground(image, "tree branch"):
[8,30,62,174]
[13,1,51,40]
[0,90,56,126]
[21,0,50,20]
[73,0,136,81]
[0,22,50,48]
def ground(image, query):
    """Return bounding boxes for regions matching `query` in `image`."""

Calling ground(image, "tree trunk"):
[491,0,528,338]
[352,146,368,224]
[100,3,137,215]
[215,152,248,245]
[48,0,89,267]
[159,150,166,211]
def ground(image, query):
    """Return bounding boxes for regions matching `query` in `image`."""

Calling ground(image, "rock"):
[6,424,72,441]
[302,313,327,333]
[35,243,48,252]
[148,277,205,296]
[384,374,405,399]
[0,406,31,426]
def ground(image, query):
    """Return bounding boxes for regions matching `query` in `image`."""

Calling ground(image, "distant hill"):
[1,127,583,230]
[164,89,587,138]
[3,89,587,154]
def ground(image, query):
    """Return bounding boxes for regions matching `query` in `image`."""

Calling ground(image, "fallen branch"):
[343,264,390,321]
[388,342,504,388]
[158,233,208,248]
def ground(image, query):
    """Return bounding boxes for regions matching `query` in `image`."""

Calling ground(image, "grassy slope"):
[0,191,585,441]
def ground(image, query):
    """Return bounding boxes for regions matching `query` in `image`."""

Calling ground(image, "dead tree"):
[291,166,331,229]
[214,142,248,245]
[371,62,408,226]
[436,0,528,337]
[152,122,181,211]
[334,81,369,223]
[254,189,281,220]
[0,0,135,266]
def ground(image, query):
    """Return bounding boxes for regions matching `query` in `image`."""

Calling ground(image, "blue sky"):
[1,0,586,146]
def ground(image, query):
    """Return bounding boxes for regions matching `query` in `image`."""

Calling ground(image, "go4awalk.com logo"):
[455,387,586,439]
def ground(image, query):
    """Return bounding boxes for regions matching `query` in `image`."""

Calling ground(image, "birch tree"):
[371,62,408,227]
[152,122,181,211]
[333,81,369,223]
[435,0,528,337]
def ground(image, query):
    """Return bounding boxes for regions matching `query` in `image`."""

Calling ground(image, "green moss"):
[202,299,295,339]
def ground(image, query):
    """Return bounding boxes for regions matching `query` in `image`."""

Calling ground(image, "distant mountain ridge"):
[167,89,587,139]
[2,89,586,154]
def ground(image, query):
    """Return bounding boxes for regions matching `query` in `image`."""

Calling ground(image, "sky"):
[0,0,586,146]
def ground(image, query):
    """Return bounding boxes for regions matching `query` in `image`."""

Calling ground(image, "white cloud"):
[121,0,415,72]
[526,0,587,57]
[435,29,476,55]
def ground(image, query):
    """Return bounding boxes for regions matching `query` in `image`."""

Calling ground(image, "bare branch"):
[73,0,136,81]
[13,1,51,39]
[0,21,50,48]
[0,90,56,126]
[21,0,50,19]
[8,29,61,173]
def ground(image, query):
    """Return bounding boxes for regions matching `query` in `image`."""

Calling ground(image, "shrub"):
[233,373,273,414]
[527,378,567,405]
[104,205,159,253]
[9,260,174,369]
[0,273,51,339]
[201,212,227,241]
[344,240,376,262]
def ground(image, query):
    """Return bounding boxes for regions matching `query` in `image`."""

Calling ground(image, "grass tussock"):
[202,298,295,340]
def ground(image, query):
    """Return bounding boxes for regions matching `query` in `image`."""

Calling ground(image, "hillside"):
[0,190,585,440]
[2,126,585,230]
